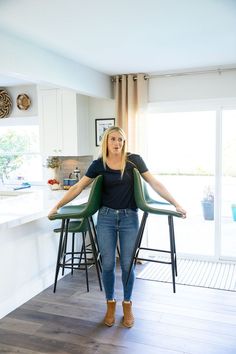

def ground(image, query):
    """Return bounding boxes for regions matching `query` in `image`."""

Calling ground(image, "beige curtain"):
[113,73,148,152]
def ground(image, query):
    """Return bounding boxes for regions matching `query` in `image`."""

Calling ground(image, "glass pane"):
[7,154,43,183]
[0,125,42,183]
[146,111,215,257]
[221,110,236,258]
[0,126,40,153]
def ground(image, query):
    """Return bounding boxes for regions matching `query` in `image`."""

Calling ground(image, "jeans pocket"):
[126,209,138,217]
[99,207,109,216]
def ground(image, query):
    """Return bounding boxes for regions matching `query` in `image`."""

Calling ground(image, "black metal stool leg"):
[116,244,121,259]
[168,215,176,293]
[88,217,103,291]
[134,212,149,267]
[62,223,69,276]
[82,232,89,292]
[54,219,66,292]
[78,237,85,267]
[126,212,148,285]
[71,232,75,275]
[170,217,178,276]
[90,217,102,272]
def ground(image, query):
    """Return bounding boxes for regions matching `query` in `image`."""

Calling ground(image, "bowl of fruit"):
[47,179,60,190]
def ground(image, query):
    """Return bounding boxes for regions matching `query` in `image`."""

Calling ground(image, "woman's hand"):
[175,205,187,218]
[48,206,58,220]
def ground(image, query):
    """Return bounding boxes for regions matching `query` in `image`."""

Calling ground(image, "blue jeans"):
[96,207,139,301]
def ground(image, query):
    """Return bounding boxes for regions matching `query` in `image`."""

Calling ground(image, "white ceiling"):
[0,0,236,85]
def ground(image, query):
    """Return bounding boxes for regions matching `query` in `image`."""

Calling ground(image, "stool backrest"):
[85,174,103,216]
[133,168,148,212]
[52,175,103,220]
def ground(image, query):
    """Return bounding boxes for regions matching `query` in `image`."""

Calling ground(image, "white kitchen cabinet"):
[38,88,90,156]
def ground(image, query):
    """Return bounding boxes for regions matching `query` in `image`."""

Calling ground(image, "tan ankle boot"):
[122,301,134,328]
[104,300,116,326]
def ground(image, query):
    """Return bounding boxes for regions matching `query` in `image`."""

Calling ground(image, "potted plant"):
[201,186,214,220]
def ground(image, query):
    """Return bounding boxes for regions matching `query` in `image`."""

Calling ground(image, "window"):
[0,120,42,184]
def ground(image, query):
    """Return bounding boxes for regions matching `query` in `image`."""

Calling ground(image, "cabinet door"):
[39,89,63,155]
[61,89,78,155]
[39,88,79,156]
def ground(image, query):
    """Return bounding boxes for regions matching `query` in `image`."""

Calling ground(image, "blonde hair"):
[100,126,127,176]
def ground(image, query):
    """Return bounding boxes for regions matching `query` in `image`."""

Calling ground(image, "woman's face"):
[107,131,125,155]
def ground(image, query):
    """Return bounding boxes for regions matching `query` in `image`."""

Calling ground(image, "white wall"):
[0,31,112,99]
[77,94,91,156]
[149,70,236,102]
[88,97,115,158]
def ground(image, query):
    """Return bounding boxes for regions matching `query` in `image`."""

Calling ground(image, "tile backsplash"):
[48,155,93,184]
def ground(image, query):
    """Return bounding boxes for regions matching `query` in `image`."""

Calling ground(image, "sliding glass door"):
[146,110,216,258]
[146,104,236,261]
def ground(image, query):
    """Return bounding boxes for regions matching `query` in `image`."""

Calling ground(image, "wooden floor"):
[0,264,236,354]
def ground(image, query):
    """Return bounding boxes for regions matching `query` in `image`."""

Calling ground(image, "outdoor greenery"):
[0,131,28,183]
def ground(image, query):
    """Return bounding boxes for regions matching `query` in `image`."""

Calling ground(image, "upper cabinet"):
[38,88,91,156]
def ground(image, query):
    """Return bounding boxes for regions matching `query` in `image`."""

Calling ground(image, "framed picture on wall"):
[95,118,115,146]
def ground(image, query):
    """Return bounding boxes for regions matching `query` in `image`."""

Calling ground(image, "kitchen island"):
[0,186,89,319]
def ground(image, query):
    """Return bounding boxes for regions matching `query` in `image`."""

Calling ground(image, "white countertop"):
[0,186,90,230]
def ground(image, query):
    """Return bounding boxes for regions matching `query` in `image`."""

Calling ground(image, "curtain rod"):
[111,67,236,81]
[149,67,236,79]
[111,75,149,82]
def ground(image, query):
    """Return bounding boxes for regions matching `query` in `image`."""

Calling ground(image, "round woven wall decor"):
[0,89,12,118]
[17,93,31,110]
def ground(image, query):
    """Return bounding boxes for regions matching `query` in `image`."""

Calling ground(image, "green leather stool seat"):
[53,219,88,234]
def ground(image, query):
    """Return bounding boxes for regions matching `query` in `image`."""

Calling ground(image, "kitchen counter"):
[0,185,90,230]
[0,185,91,319]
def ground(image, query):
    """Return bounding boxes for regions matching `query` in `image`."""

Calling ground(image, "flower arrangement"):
[45,156,61,169]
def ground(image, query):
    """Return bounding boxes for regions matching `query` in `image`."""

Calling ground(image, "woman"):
[48,127,186,328]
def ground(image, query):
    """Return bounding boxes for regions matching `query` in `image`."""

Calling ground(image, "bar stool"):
[127,168,183,293]
[53,218,99,292]
[49,175,103,293]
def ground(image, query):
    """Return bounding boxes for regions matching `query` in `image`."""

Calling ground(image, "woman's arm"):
[48,175,93,219]
[141,171,186,218]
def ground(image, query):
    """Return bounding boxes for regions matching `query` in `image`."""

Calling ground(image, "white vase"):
[47,167,60,182]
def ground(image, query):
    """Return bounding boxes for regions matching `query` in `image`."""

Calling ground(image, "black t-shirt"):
[85,153,148,210]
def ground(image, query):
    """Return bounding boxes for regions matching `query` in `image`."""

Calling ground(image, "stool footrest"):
[139,246,173,254]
